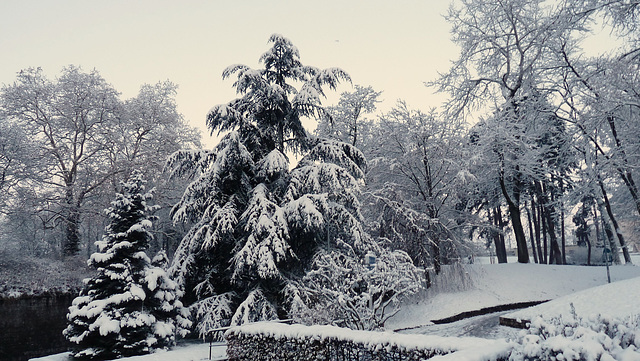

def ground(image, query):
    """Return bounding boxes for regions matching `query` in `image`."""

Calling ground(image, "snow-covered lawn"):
[505,275,640,322]
[386,262,640,330]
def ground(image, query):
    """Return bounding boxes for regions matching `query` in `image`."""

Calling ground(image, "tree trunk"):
[598,179,632,264]
[432,241,441,275]
[586,237,592,266]
[593,203,602,248]
[492,206,508,263]
[525,202,538,263]
[540,201,548,264]
[561,205,567,265]
[531,196,544,263]
[498,170,529,263]
[63,185,81,257]
[597,198,621,264]
[542,205,562,265]
[558,178,567,265]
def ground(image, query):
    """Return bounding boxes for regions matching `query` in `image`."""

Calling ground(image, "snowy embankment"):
[386,262,640,330]
[505,275,640,322]
[0,253,88,298]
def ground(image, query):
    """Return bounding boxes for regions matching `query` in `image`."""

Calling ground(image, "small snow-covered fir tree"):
[167,34,386,336]
[64,171,189,359]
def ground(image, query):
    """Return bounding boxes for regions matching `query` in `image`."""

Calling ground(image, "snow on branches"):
[64,171,190,359]
[166,34,389,334]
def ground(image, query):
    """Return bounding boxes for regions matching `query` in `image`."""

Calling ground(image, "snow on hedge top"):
[226,322,511,358]
[505,276,640,322]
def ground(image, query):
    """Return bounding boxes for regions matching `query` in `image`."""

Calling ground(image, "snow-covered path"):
[399,311,520,340]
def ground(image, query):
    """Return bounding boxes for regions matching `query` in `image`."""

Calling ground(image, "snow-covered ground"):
[386,262,640,330]
[31,341,227,361]
[505,275,640,322]
[32,261,640,361]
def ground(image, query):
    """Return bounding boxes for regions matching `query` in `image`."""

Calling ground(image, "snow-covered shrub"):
[145,250,192,347]
[225,322,512,361]
[64,171,190,359]
[293,248,424,331]
[509,308,640,361]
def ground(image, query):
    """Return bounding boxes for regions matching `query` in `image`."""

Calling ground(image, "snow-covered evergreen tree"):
[64,171,189,359]
[167,34,382,336]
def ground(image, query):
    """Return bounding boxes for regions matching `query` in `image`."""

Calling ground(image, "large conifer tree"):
[167,34,372,335]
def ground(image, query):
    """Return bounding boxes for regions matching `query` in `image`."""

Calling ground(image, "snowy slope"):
[386,263,640,330]
[505,275,640,322]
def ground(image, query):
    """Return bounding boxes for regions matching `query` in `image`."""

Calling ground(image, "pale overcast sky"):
[0,0,456,146]
[0,1,617,148]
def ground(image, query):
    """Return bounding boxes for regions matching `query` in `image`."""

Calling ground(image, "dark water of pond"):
[0,294,73,361]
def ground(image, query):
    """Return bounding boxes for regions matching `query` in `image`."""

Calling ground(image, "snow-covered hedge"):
[225,322,511,360]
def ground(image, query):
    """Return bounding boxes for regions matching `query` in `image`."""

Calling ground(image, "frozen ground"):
[31,260,640,361]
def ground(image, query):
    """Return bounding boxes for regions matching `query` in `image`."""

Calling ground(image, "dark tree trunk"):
[561,206,567,265]
[558,178,567,265]
[63,185,81,257]
[543,206,562,265]
[492,207,508,263]
[498,170,529,263]
[593,203,602,248]
[598,199,621,264]
[536,181,562,264]
[586,237,592,266]
[526,201,538,263]
[432,241,441,275]
[598,179,632,264]
[540,201,548,264]
[531,196,543,263]
[508,203,529,263]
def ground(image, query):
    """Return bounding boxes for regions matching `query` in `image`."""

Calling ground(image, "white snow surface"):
[386,262,640,330]
[31,341,226,361]
[505,275,640,322]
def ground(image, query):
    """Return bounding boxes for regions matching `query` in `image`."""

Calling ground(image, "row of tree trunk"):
[488,178,632,265]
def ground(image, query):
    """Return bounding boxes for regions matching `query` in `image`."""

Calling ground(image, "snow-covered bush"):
[294,248,424,331]
[146,250,192,348]
[509,308,640,361]
[64,171,190,359]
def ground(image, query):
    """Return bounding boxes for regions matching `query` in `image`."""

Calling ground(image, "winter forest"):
[2,0,640,360]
